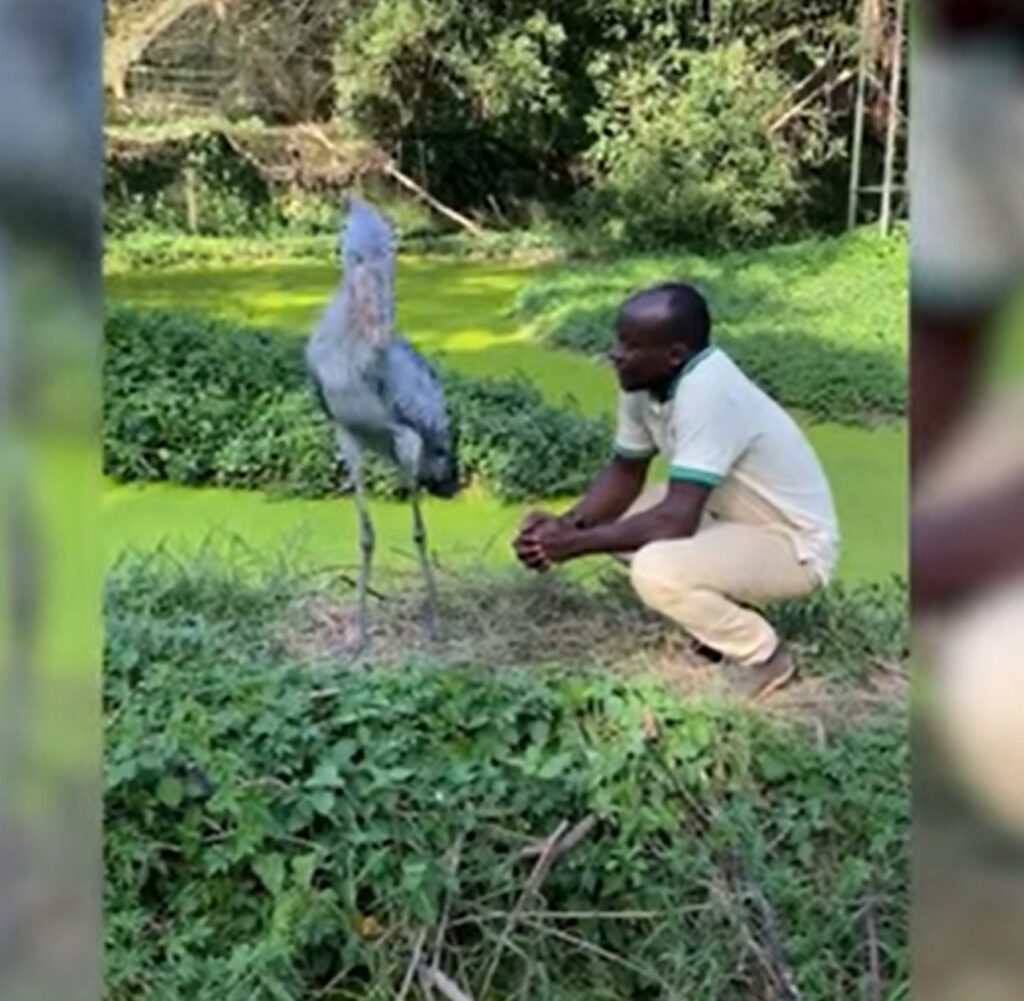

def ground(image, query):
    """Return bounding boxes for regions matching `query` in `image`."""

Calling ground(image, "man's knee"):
[630,542,697,610]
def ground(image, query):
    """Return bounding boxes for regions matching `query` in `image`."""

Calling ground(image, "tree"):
[585,42,799,248]
[104,0,232,102]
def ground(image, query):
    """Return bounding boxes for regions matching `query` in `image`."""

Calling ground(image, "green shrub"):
[771,576,907,682]
[103,233,337,274]
[102,225,582,277]
[583,44,801,250]
[103,305,611,501]
[104,553,908,1001]
[105,133,279,237]
[516,228,907,423]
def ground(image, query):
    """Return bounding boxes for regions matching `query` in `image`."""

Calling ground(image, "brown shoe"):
[722,642,799,702]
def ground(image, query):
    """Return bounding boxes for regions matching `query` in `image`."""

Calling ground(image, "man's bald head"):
[610,282,712,393]
[618,283,711,352]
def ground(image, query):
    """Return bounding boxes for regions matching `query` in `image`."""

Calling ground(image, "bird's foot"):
[422,607,443,644]
[334,609,369,660]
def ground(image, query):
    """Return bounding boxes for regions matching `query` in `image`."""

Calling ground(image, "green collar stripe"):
[669,465,724,487]
[667,345,716,398]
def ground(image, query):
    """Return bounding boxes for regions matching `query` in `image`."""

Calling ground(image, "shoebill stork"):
[305,197,459,648]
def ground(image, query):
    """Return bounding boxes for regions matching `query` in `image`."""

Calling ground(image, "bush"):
[516,228,907,423]
[104,552,908,1001]
[583,44,801,251]
[103,305,611,501]
[103,233,337,274]
[105,133,279,237]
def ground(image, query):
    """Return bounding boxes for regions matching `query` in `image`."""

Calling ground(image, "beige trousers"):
[617,485,819,666]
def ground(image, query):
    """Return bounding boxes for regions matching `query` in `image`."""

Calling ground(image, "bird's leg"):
[334,438,356,493]
[353,459,375,652]
[393,427,443,641]
[411,492,441,642]
[337,429,374,652]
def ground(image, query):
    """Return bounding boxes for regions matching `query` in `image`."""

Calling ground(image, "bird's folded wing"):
[383,337,452,446]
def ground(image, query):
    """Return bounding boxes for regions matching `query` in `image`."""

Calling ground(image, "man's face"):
[609,317,684,392]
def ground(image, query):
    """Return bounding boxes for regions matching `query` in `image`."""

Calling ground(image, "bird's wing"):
[383,337,452,449]
[303,337,333,420]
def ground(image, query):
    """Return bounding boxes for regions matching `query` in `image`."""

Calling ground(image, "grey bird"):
[305,197,459,650]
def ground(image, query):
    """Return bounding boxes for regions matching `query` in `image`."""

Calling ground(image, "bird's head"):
[423,440,461,499]
[339,196,396,347]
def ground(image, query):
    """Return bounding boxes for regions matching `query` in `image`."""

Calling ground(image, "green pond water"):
[105,257,907,582]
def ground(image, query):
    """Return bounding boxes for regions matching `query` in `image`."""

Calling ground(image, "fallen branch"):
[519,917,672,991]
[396,928,428,1001]
[765,49,841,125]
[455,908,668,926]
[431,832,467,975]
[865,888,883,1001]
[381,160,484,237]
[768,68,857,134]
[517,814,598,863]
[298,124,483,237]
[479,819,569,998]
[419,964,477,1001]
[417,962,437,1000]
[744,871,804,1001]
[709,871,780,998]
[645,729,802,998]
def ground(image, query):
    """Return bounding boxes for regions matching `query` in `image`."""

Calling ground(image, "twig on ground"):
[865,887,883,1001]
[454,907,670,928]
[743,869,804,1001]
[396,928,428,1001]
[479,819,569,998]
[710,859,803,1001]
[431,832,466,974]
[418,963,478,1001]
[519,917,672,991]
[517,814,598,863]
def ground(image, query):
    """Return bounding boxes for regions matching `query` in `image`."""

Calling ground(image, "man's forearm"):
[571,508,694,558]
[563,459,647,528]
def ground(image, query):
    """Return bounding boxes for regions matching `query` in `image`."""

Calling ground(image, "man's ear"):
[667,342,689,366]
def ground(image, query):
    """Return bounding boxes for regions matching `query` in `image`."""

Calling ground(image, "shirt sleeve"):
[613,391,657,459]
[668,382,748,487]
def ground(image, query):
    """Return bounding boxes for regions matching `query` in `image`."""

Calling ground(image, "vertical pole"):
[848,0,870,230]
[880,0,906,235]
[183,156,199,234]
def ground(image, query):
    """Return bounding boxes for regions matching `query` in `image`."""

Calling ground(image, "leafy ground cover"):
[105,549,908,1001]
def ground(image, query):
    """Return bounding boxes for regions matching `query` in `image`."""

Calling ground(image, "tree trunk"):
[847,0,871,229]
[880,0,906,235]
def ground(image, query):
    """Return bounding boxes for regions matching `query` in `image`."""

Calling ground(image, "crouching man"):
[513,283,840,701]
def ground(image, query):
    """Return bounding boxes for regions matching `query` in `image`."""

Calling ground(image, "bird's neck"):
[341,279,392,350]
[314,285,390,356]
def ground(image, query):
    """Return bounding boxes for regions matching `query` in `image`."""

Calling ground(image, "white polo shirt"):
[614,345,840,584]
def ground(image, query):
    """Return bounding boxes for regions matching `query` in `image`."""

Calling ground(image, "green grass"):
[104,239,906,582]
[516,226,907,423]
[104,551,908,1001]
